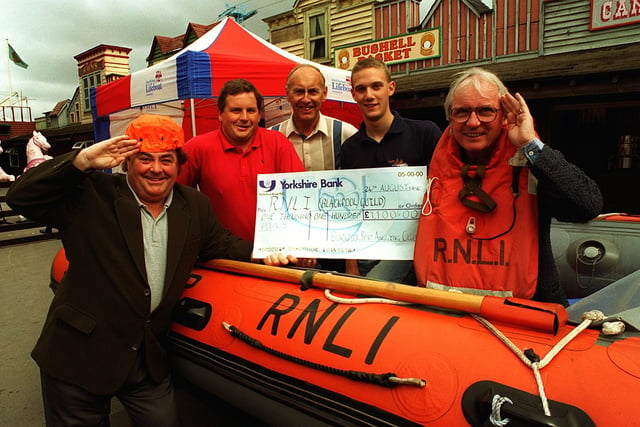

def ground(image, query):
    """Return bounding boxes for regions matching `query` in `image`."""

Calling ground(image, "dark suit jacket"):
[6,151,252,395]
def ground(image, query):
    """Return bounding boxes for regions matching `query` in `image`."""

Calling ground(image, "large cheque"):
[253,166,427,259]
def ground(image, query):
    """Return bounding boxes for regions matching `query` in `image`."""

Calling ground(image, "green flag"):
[8,43,28,69]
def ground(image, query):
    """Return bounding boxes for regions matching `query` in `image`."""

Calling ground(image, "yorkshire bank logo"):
[259,179,277,192]
[145,70,163,95]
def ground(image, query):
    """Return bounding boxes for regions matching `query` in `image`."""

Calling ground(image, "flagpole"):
[6,39,13,103]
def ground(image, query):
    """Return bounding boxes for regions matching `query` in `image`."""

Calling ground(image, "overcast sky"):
[1,0,291,118]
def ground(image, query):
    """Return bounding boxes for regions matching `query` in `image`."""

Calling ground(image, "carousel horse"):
[24,130,53,173]
[17,131,54,225]
[0,141,16,182]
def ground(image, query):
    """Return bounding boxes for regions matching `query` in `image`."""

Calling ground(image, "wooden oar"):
[201,259,567,334]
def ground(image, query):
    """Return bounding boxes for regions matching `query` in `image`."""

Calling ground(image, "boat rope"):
[489,394,513,426]
[319,286,628,420]
[323,289,411,305]
[602,320,626,335]
[222,321,426,388]
[471,309,607,417]
[421,176,438,216]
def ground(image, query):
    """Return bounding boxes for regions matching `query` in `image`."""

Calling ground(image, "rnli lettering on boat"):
[433,237,508,266]
[256,294,399,365]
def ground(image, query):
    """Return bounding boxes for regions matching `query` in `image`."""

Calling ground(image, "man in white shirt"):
[270,64,357,171]
[271,64,357,273]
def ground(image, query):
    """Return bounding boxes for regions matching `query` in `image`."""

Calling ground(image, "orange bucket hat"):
[125,115,184,152]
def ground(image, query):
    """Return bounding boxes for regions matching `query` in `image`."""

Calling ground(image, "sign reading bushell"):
[334,28,441,70]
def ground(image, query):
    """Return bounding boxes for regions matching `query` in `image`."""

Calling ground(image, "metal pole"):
[6,39,12,104]
[190,98,196,137]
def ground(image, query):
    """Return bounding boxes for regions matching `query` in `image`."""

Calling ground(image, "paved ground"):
[0,237,266,426]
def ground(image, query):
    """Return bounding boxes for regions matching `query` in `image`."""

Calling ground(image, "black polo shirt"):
[341,111,442,169]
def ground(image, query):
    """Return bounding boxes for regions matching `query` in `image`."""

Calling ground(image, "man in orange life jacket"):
[414,68,602,305]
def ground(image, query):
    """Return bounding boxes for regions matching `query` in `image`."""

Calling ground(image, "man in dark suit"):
[6,115,294,426]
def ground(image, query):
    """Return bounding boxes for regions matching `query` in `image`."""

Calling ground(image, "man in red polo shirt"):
[178,78,305,243]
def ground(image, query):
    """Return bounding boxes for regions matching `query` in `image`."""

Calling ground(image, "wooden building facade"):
[264,0,640,213]
[73,45,132,124]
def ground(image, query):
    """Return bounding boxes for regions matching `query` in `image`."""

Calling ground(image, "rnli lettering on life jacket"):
[414,127,539,299]
[433,237,508,266]
[257,293,399,365]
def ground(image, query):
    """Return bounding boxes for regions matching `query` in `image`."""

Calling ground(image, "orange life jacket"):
[414,126,539,298]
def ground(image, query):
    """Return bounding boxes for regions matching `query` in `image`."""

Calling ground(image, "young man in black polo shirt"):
[341,57,442,283]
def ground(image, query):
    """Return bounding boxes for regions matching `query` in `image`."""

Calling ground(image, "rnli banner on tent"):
[253,167,427,259]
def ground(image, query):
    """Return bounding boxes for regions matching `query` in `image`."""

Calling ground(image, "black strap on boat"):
[458,164,497,212]
[224,322,410,388]
[299,269,317,290]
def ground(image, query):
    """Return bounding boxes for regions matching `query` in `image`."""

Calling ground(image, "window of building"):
[105,74,124,84]
[305,8,328,62]
[6,147,20,168]
[82,71,101,112]
[71,103,80,123]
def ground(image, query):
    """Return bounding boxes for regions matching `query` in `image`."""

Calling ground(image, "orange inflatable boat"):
[51,251,640,426]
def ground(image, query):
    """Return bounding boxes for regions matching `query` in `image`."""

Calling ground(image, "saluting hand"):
[73,136,140,171]
[500,92,537,148]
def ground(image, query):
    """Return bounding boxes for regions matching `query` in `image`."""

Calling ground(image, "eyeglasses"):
[449,107,501,123]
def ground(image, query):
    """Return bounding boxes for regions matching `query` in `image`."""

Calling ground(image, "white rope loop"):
[421,177,438,216]
[471,308,613,420]
[324,289,411,305]
[489,394,513,426]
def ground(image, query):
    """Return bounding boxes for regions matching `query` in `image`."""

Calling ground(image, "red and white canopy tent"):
[91,17,360,142]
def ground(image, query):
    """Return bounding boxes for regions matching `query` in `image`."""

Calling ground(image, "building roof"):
[47,100,70,117]
[464,0,492,14]
[151,35,183,56]
[187,22,218,39]
[74,44,132,61]
[146,21,220,62]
